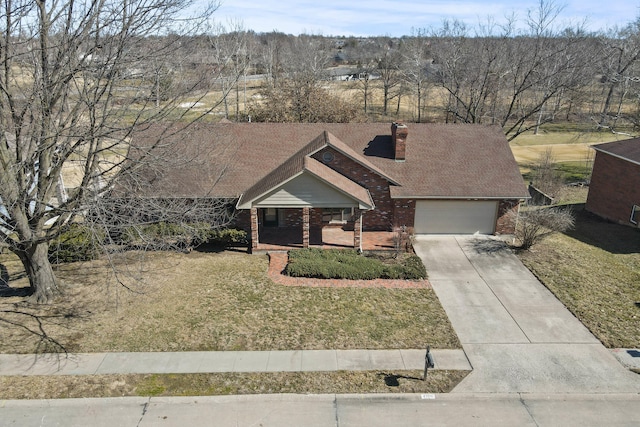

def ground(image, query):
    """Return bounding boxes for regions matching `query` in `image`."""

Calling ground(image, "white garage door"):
[414,200,498,234]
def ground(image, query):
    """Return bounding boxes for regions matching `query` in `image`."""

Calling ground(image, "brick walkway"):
[267,252,430,289]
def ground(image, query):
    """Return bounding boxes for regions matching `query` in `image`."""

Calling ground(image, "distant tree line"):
[175,1,640,138]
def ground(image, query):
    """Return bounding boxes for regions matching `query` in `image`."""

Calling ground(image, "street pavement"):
[3,393,640,426]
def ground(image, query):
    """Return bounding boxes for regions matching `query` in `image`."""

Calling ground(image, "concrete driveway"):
[414,235,640,394]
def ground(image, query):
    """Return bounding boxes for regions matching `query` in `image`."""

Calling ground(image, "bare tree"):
[509,206,575,250]
[531,147,563,198]
[258,31,288,90]
[208,22,250,120]
[0,0,235,303]
[351,56,376,114]
[344,38,381,115]
[282,34,332,122]
[376,39,403,116]
[430,1,590,139]
[595,19,640,132]
[401,30,432,122]
[248,34,363,123]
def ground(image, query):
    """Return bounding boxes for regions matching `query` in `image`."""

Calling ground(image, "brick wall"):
[281,208,304,228]
[496,199,520,234]
[310,208,324,228]
[233,208,306,230]
[392,199,416,229]
[232,208,251,232]
[312,148,393,231]
[586,152,640,226]
[391,122,408,161]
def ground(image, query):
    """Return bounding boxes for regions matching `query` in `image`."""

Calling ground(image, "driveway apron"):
[414,235,640,394]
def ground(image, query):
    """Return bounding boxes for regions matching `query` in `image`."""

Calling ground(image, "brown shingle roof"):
[129,122,528,200]
[236,134,374,209]
[592,138,640,165]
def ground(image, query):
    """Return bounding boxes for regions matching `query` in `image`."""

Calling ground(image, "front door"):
[263,208,279,227]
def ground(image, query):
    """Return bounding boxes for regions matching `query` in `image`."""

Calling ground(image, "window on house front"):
[322,208,354,223]
[630,205,640,225]
[263,208,278,227]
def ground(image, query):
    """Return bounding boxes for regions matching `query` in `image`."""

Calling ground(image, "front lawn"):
[0,250,458,354]
[518,210,640,348]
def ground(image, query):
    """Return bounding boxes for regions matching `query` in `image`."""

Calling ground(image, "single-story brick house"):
[586,138,640,226]
[130,121,529,251]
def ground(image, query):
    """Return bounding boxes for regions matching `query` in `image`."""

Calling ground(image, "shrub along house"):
[586,138,640,227]
[130,121,529,251]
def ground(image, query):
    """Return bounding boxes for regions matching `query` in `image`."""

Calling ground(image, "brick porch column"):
[250,207,259,251]
[353,209,362,252]
[302,207,310,248]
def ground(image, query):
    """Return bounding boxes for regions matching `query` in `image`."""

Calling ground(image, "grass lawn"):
[518,210,640,349]
[0,249,462,397]
[509,129,629,146]
[0,250,459,354]
[0,370,468,399]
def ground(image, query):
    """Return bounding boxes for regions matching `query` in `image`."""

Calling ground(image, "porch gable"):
[252,172,369,209]
[236,157,374,210]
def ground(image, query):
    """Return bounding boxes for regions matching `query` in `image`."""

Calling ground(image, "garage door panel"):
[415,200,497,234]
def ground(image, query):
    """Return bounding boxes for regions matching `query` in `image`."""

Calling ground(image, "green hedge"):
[120,223,247,250]
[208,228,248,247]
[49,224,104,263]
[284,248,426,280]
[121,222,209,248]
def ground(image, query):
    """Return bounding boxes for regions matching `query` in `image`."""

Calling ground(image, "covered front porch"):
[237,154,378,253]
[248,206,372,252]
[254,224,396,252]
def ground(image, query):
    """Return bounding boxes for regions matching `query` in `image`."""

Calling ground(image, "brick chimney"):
[391,122,408,161]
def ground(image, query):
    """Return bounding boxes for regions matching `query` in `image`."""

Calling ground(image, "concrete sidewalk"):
[0,349,471,376]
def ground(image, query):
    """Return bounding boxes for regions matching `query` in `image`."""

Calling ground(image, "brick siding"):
[392,199,416,229]
[586,152,640,226]
[496,199,520,234]
[312,148,393,231]
[391,122,408,161]
[232,208,250,232]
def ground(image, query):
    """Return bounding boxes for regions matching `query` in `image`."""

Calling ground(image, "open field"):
[0,250,459,354]
[509,129,630,146]
[518,209,640,349]
[509,129,632,164]
[511,143,595,165]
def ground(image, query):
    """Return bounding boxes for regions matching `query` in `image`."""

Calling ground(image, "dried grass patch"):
[511,143,594,164]
[1,250,459,353]
[0,370,468,399]
[518,211,640,348]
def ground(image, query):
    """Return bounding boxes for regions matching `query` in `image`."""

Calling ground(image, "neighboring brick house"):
[131,121,529,251]
[586,138,640,227]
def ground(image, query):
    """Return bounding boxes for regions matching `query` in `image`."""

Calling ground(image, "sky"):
[208,0,636,37]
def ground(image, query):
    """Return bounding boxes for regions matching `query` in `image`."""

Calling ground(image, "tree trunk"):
[18,242,60,304]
